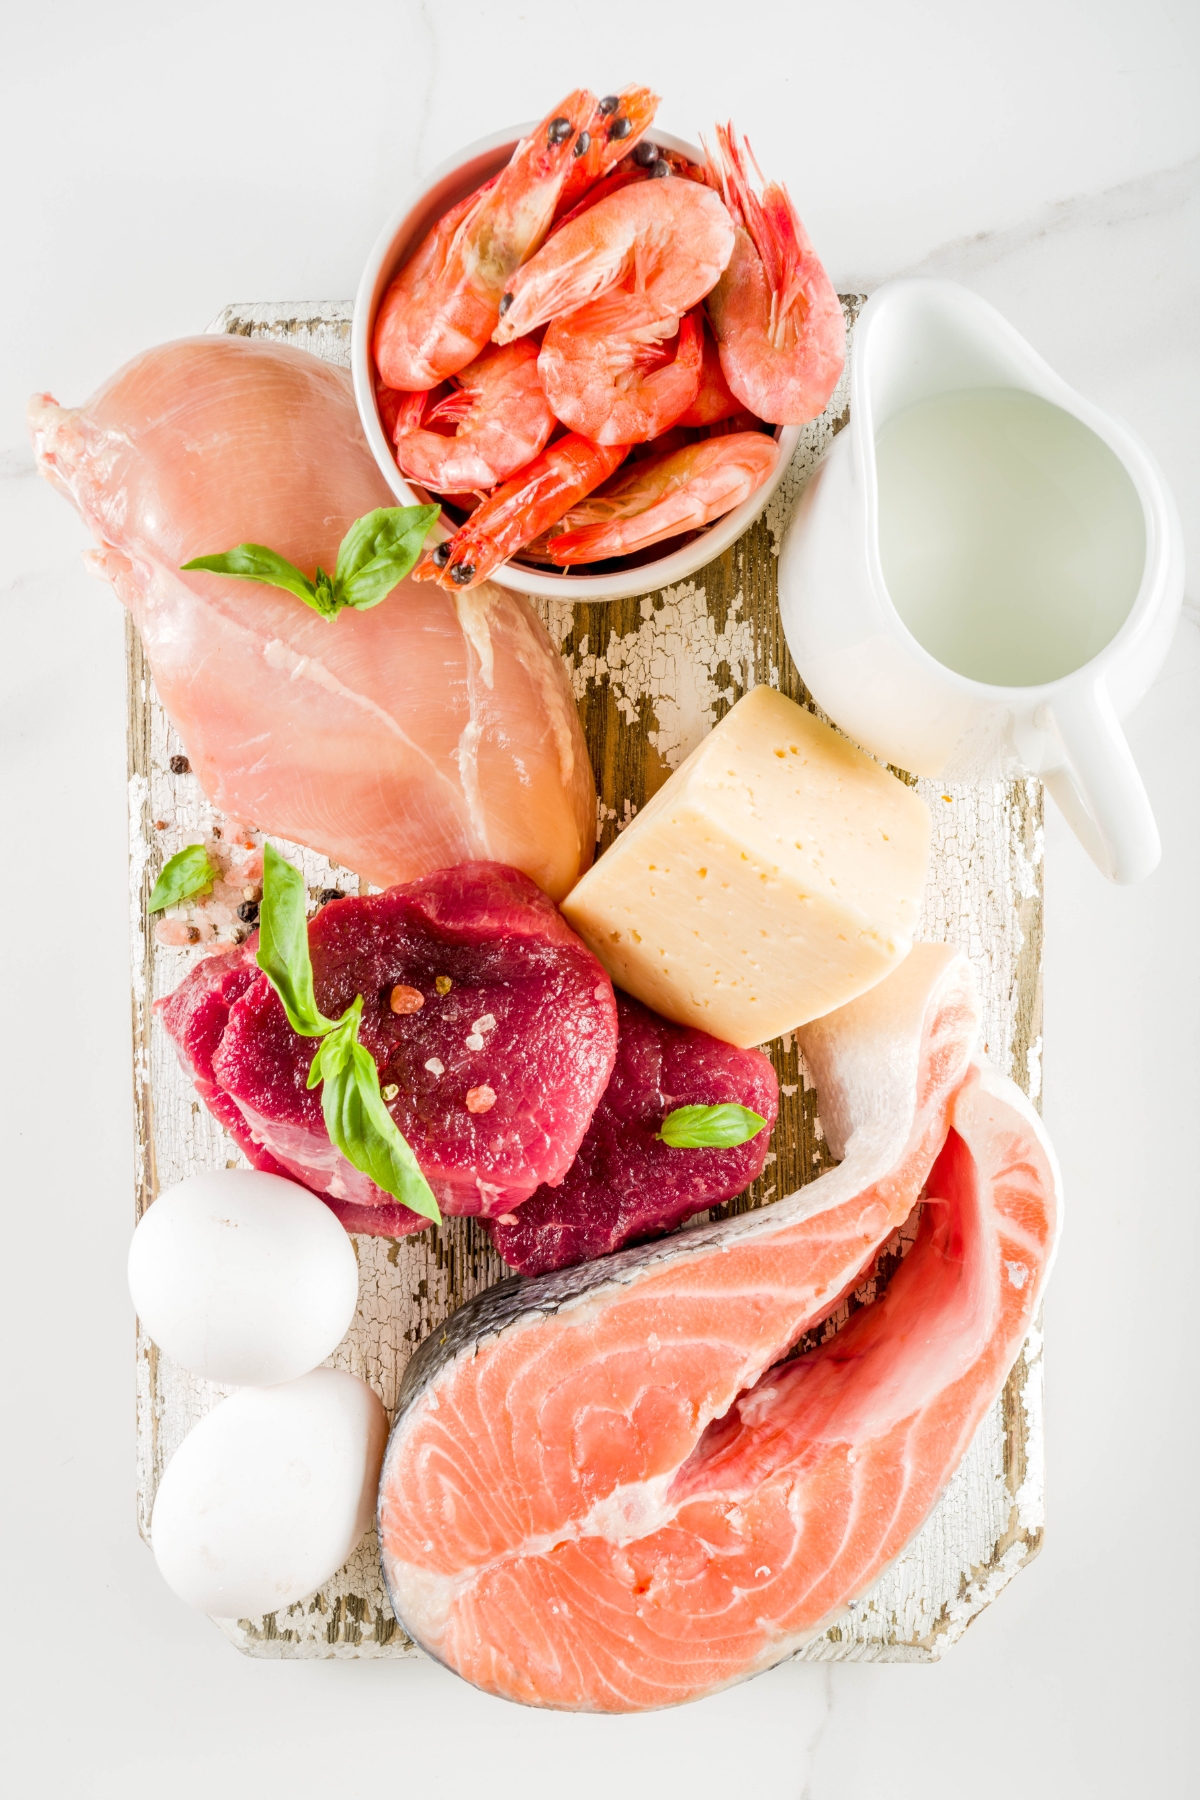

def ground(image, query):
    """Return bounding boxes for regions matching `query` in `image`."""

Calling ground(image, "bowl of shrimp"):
[351,86,846,600]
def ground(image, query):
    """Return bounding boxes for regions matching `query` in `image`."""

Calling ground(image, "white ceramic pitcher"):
[778,279,1184,883]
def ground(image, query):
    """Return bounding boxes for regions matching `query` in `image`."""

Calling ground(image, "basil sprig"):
[148,843,219,912]
[256,843,333,1035]
[308,997,437,1213]
[657,1103,768,1149]
[182,504,440,621]
[255,843,440,1224]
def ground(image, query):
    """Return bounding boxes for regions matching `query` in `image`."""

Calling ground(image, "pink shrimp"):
[533,431,779,564]
[549,148,709,242]
[374,90,597,390]
[537,298,702,444]
[547,165,646,238]
[552,86,660,218]
[492,175,734,347]
[388,341,556,492]
[413,435,628,590]
[675,311,743,426]
[702,124,845,425]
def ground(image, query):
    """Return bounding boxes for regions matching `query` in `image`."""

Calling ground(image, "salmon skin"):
[377,945,1061,1711]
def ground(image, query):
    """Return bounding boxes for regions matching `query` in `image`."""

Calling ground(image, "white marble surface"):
[2,3,1198,1793]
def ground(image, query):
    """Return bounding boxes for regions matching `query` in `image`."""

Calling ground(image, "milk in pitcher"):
[874,387,1146,686]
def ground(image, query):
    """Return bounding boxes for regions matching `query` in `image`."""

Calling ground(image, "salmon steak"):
[160,864,618,1235]
[27,336,595,901]
[378,945,1061,1710]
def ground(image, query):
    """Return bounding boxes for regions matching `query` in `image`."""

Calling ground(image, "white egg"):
[151,1368,388,1617]
[128,1169,359,1385]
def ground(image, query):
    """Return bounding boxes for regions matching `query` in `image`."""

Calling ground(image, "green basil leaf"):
[147,842,219,912]
[255,841,333,1037]
[182,544,325,611]
[311,999,441,1223]
[657,1103,769,1149]
[335,505,441,611]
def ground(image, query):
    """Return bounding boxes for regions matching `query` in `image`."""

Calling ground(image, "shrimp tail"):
[392,342,557,494]
[538,301,704,445]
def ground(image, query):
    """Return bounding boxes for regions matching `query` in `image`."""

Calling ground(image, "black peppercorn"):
[318,887,345,906]
[236,900,259,924]
[169,754,190,774]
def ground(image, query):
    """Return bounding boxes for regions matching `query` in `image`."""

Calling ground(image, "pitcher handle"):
[1040,681,1160,885]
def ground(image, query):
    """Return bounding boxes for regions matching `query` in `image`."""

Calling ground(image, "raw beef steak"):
[487,993,779,1273]
[159,863,618,1234]
[157,939,291,1182]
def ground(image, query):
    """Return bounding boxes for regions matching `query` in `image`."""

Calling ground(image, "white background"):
[3,3,1199,1793]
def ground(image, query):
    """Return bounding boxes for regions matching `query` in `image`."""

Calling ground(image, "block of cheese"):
[560,687,931,1047]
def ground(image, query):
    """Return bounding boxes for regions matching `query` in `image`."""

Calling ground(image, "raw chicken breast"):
[378,946,1059,1710]
[28,337,594,899]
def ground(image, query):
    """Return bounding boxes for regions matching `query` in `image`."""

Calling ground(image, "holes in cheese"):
[560,688,931,1047]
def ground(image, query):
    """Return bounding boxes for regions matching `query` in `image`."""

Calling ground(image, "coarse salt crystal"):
[472,1013,497,1034]
[465,1033,484,1052]
[154,918,197,947]
[466,1085,497,1114]
[424,1058,444,1077]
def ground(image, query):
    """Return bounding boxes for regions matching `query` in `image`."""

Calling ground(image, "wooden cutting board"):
[129,298,1046,1663]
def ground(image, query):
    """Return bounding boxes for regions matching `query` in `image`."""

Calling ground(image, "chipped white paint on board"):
[542,582,758,774]
[129,300,1045,1667]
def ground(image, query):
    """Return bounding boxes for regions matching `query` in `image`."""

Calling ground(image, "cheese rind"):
[560,687,931,1047]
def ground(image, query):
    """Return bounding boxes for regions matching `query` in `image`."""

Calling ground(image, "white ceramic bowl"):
[351,124,800,601]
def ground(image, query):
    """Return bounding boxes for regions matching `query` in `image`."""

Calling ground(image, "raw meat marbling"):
[160,864,618,1234]
[156,939,292,1184]
[487,993,779,1273]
